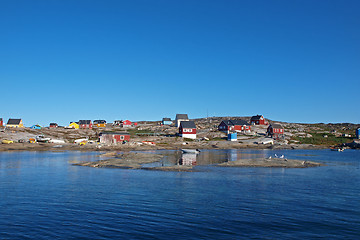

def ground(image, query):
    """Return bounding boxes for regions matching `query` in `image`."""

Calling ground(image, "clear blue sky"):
[1,0,359,126]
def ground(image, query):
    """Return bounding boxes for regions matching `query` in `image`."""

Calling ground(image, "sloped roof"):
[271,124,283,129]
[221,119,249,126]
[162,118,172,121]
[100,132,130,135]
[180,121,196,129]
[79,120,92,125]
[251,115,263,121]
[7,119,22,125]
[176,114,188,120]
[94,120,106,124]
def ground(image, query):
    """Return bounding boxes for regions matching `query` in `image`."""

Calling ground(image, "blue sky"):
[1,0,359,126]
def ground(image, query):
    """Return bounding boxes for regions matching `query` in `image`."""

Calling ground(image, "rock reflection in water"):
[179,153,197,165]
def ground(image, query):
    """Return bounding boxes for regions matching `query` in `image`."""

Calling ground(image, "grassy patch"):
[291,132,353,145]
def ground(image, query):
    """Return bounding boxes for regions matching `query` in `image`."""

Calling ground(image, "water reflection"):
[179,153,197,165]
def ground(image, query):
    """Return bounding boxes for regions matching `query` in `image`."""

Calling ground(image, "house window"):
[120,136,124,140]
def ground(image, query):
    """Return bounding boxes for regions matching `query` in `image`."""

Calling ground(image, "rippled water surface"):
[0,149,359,239]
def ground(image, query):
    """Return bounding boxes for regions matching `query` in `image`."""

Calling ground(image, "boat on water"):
[331,147,344,152]
[181,149,201,154]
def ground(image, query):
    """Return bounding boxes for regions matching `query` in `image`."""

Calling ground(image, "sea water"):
[0,149,359,239]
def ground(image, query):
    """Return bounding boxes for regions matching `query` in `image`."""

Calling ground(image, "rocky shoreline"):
[73,151,324,172]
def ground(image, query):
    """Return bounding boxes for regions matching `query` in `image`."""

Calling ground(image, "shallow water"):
[0,149,359,239]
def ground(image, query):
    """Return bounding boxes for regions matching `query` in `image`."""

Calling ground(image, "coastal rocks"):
[218,158,323,168]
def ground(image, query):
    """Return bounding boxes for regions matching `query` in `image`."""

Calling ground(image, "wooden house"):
[49,123,58,128]
[162,118,172,125]
[99,132,130,144]
[250,115,268,125]
[175,114,189,127]
[267,124,284,139]
[218,120,251,132]
[122,120,132,127]
[0,118,3,127]
[93,120,106,128]
[31,125,41,129]
[6,119,24,128]
[179,121,197,139]
[79,120,92,129]
[113,120,123,126]
[67,122,79,129]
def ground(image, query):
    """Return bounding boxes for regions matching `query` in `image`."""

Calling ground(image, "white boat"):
[74,138,88,144]
[36,135,51,142]
[49,139,66,144]
[181,149,200,154]
[331,148,344,152]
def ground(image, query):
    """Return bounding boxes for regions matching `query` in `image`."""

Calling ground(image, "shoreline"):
[0,142,331,152]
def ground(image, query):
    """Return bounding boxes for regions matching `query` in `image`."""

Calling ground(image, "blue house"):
[162,118,172,125]
[31,125,42,129]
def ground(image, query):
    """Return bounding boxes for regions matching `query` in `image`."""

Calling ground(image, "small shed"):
[99,132,130,144]
[227,132,237,141]
[356,128,360,139]
[179,121,196,139]
[49,123,58,128]
[113,120,123,126]
[0,118,3,127]
[162,118,172,125]
[6,119,24,128]
[122,120,132,127]
[31,125,42,129]
[67,122,79,129]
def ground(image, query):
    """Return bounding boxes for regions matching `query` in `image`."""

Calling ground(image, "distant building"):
[250,115,268,125]
[79,120,92,129]
[122,120,132,128]
[267,124,284,139]
[179,121,196,139]
[0,118,3,127]
[6,119,24,128]
[30,125,41,129]
[67,122,79,129]
[49,123,58,128]
[162,118,172,125]
[356,128,360,139]
[113,120,123,126]
[99,132,130,144]
[175,114,189,127]
[93,120,106,128]
[218,120,251,132]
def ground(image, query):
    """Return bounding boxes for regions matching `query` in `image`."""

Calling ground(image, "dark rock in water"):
[345,140,360,149]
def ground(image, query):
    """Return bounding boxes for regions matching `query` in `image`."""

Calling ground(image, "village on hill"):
[0,115,359,151]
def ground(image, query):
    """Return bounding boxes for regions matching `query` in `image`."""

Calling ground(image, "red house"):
[99,132,130,144]
[0,118,3,127]
[250,115,267,125]
[267,124,284,139]
[79,120,92,129]
[122,120,132,127]
[49,123,58,128]
[218,120,251,132]
[179,121,197,139]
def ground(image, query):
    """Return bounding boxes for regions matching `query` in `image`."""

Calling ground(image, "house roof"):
[251,115,263,121]
[162,118,172,121]
[221,120,250,126]
[79,120,92,125]
[100,132,130,135]
[180,121,196,129]
[271,124,283,129]
[94,120,106,124]
[7,119,22,125]
[176,114,188,120]
[50,123,58,125]
[0,118,2,121]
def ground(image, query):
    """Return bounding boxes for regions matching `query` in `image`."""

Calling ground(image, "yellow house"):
[68,122,79,129]
[93,120,106,128]
[6,118,24,128]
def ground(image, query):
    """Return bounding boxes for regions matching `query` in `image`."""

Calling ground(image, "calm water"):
[0,149,359,239]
